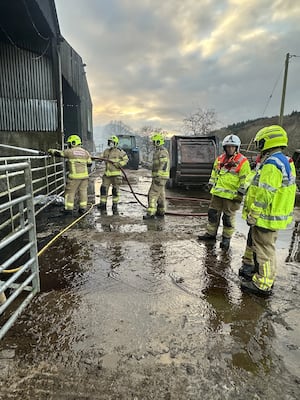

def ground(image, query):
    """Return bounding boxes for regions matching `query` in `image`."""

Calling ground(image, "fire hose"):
[1,151,210,274]
[92,156,210,217]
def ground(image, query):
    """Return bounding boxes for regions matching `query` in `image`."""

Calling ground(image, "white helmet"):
[222,134,241,151]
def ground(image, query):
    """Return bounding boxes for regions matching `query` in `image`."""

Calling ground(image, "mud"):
[0,168,299,399]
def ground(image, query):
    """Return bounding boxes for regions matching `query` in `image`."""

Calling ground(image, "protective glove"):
[48,149,62,157]
[113,162,121,168]
[246,214,257,226]
[39,150,47,156]
[153,177,161,185]
[233,193,243,203]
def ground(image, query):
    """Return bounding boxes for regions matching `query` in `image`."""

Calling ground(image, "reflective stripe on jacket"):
[62,146,92,179]
[209,152,251,199]
[102,147,129,176]
[243,150,296,230]
[152,147,170,179]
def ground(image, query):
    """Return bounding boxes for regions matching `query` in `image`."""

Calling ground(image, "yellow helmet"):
[151,133,165,146]
[108,135,119,146]
[67,134,82,146]
[254,125,288,152]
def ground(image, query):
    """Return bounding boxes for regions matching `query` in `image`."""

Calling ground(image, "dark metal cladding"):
[60,40,93,151]
[0,43,57,131]
[0,0,93,152]
[35,0,61,38]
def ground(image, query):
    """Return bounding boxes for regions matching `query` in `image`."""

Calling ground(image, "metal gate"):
[0,162,40,340]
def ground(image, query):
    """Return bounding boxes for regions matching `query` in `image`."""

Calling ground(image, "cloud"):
[55,0,300,132]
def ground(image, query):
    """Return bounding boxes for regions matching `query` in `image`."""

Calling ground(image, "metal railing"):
[0,155,65,233]
[0,156,65,340]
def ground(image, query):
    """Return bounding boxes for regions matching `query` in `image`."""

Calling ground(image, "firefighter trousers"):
[243,226,278,291]
[100,175,123,205]
[64,178,88,211]
[147,178,167,216]
[206,195,241,238]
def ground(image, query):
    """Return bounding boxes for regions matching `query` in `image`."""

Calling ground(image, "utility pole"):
[279,53,290,126]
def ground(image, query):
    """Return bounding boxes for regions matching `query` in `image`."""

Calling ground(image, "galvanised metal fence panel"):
[0,162,39,340]
[0,155,65,231]
[0,156,65,339]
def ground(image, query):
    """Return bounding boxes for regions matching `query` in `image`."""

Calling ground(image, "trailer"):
[167,135,220,188]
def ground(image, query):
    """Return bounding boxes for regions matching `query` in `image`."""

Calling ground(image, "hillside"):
[212,111,300,155]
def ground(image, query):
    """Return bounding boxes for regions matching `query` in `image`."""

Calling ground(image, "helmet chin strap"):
[225,147,237,157]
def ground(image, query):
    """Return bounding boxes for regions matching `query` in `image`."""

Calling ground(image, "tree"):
[182,107,217,136]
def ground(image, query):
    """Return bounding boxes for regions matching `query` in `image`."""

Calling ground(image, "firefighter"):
[98,135,128,214]
[198,134,251,250]
[48,135,92,215]
[239,125,296,296]
[143,133,170,220]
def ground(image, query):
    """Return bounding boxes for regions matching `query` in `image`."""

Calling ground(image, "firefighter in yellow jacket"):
[198,134,251,250]
[143,133,170,220]
[98,135,128,214]
[48,135,92,215]
[239,125,296,296]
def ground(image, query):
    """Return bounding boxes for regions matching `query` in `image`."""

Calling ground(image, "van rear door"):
[175,136,218,186]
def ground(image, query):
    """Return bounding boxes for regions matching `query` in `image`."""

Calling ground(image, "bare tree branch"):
[182,108,217,136]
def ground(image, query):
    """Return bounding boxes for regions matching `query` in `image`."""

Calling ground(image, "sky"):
[54,0,300,134]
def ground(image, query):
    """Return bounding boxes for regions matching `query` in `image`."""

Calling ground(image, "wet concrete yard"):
[0,168,300,399]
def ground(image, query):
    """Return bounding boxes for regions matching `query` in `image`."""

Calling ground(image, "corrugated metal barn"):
[0,0,94,154]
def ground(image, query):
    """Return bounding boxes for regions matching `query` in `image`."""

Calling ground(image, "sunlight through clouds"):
[55,0,300,131]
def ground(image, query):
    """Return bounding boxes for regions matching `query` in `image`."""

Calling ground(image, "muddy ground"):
[0,167,300,400]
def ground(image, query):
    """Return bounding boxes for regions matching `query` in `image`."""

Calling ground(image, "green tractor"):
[117,135,140,170]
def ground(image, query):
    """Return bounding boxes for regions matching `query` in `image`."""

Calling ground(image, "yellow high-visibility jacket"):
[152,147,170,179]
[209,152,251,199]
[59,146,91,179]
[242,150,296,230]
[102,147,129,177]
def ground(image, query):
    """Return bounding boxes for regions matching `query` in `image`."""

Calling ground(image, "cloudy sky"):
[54,0,300,133]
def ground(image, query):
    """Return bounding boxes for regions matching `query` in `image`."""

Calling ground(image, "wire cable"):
[261,65,284,117]
[22,0,49,41]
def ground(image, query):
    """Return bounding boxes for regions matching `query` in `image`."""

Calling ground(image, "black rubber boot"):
[156,211,165,218]
[197,233,216,241]
[78,208,87,215]
[241,280,272,297]
[97,202,106,210]
[143,214,156,220]
[220,236,230,250]
[62,209,73,216]
[112,203,119,215]
[239,264,256,281]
